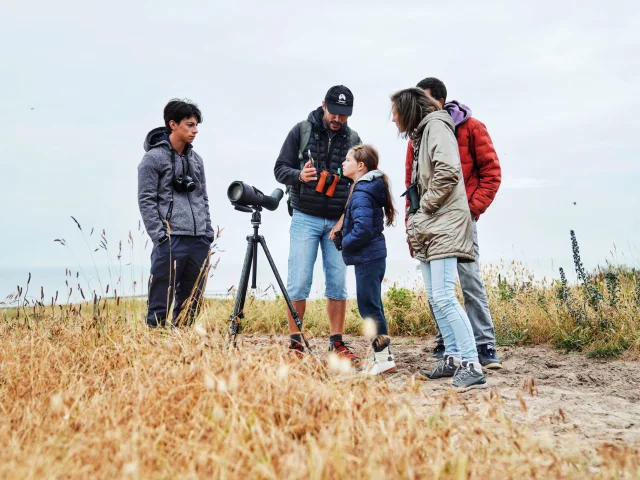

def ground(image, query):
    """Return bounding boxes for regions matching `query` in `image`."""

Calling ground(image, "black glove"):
[333,230,343,251]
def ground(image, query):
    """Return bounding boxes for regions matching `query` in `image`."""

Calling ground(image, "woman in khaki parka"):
[391,88,486,390]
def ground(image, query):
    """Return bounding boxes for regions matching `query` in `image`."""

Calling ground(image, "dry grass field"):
[1,231,639,478]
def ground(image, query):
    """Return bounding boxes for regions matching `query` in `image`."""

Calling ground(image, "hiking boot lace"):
[456,366,473,381]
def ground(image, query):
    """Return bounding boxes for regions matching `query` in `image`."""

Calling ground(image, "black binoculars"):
[332,230,343,251]
[401,183,421,215]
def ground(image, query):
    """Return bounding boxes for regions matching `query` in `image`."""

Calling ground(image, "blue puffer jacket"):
[342,170,388,266]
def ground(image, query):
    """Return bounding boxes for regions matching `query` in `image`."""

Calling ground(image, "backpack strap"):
[285,120,313,217]
[348,128,361,149]
[297,120,312,169]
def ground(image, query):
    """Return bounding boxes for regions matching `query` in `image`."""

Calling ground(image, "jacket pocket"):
[420,198,454,218]
[407,213,428,257]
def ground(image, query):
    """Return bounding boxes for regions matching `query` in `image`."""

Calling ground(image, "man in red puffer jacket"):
[406,77,502,369]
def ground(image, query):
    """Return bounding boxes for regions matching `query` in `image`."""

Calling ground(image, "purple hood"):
[444,101,472,127]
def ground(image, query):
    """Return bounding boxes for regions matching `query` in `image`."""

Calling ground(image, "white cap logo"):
[337,93,347,105]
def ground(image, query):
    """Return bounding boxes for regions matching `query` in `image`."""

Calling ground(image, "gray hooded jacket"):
[138,127,214,245]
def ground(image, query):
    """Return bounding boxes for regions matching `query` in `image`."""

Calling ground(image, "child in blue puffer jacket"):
[339,144,397,375]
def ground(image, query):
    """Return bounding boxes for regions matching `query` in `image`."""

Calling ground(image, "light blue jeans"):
[434,221,497,347]
[420,258,478,362]
[286,210,347,301]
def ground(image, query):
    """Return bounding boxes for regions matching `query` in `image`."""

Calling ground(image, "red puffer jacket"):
[405,101,501,221]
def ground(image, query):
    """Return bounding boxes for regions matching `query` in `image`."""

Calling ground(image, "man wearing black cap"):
[274,85,362,363]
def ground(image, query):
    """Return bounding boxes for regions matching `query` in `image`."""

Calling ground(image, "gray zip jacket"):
[137,127,214,245]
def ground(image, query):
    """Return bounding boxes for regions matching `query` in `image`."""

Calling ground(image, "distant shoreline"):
[0,291,240,310]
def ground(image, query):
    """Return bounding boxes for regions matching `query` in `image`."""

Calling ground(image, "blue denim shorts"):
[286,210,347,301]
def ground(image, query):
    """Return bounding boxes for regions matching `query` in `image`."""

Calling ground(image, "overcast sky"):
[1,0,639,297]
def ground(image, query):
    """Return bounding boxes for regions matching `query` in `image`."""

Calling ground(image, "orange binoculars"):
[315,170,338,197]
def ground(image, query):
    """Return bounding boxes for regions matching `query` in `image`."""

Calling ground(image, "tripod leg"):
[258,235,312,351]
[228,236,254,347]
[251,239,258,289]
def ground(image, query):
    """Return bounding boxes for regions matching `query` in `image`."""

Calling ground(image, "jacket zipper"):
[326,133,336,169]
[185,154,197,235]
[323,132,338,214]
[187,192,197,235]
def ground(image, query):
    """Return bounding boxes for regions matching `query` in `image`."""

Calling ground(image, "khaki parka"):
[406,110,475,264]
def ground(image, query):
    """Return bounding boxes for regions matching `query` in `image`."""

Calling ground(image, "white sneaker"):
[366,347,397,375]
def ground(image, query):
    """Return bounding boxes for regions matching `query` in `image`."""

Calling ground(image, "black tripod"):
[227,206,311,350]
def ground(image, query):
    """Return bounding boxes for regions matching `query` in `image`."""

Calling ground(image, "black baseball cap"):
[324,85,354,116]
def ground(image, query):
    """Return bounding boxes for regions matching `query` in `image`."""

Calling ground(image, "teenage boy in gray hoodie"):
[138,99,214,327]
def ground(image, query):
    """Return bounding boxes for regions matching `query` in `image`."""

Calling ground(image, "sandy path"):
[399,341,639,454]
[237,334,640,451]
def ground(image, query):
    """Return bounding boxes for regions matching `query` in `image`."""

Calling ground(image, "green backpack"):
[285,120,361,216]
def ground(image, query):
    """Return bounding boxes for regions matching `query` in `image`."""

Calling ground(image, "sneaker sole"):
[482,363,503,370]
[416,371,454,381]
[452,380,488,392]
[369,365,397,375]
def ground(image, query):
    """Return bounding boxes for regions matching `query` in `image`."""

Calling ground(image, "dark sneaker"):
[430,343,445,359]
[418,355,458,380]
[329,341,361,366]
[477,344,502,370]
[452,361,487,390]
[288,341,304,359]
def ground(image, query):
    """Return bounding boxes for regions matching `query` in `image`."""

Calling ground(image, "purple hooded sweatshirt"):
[444,100,472,127]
